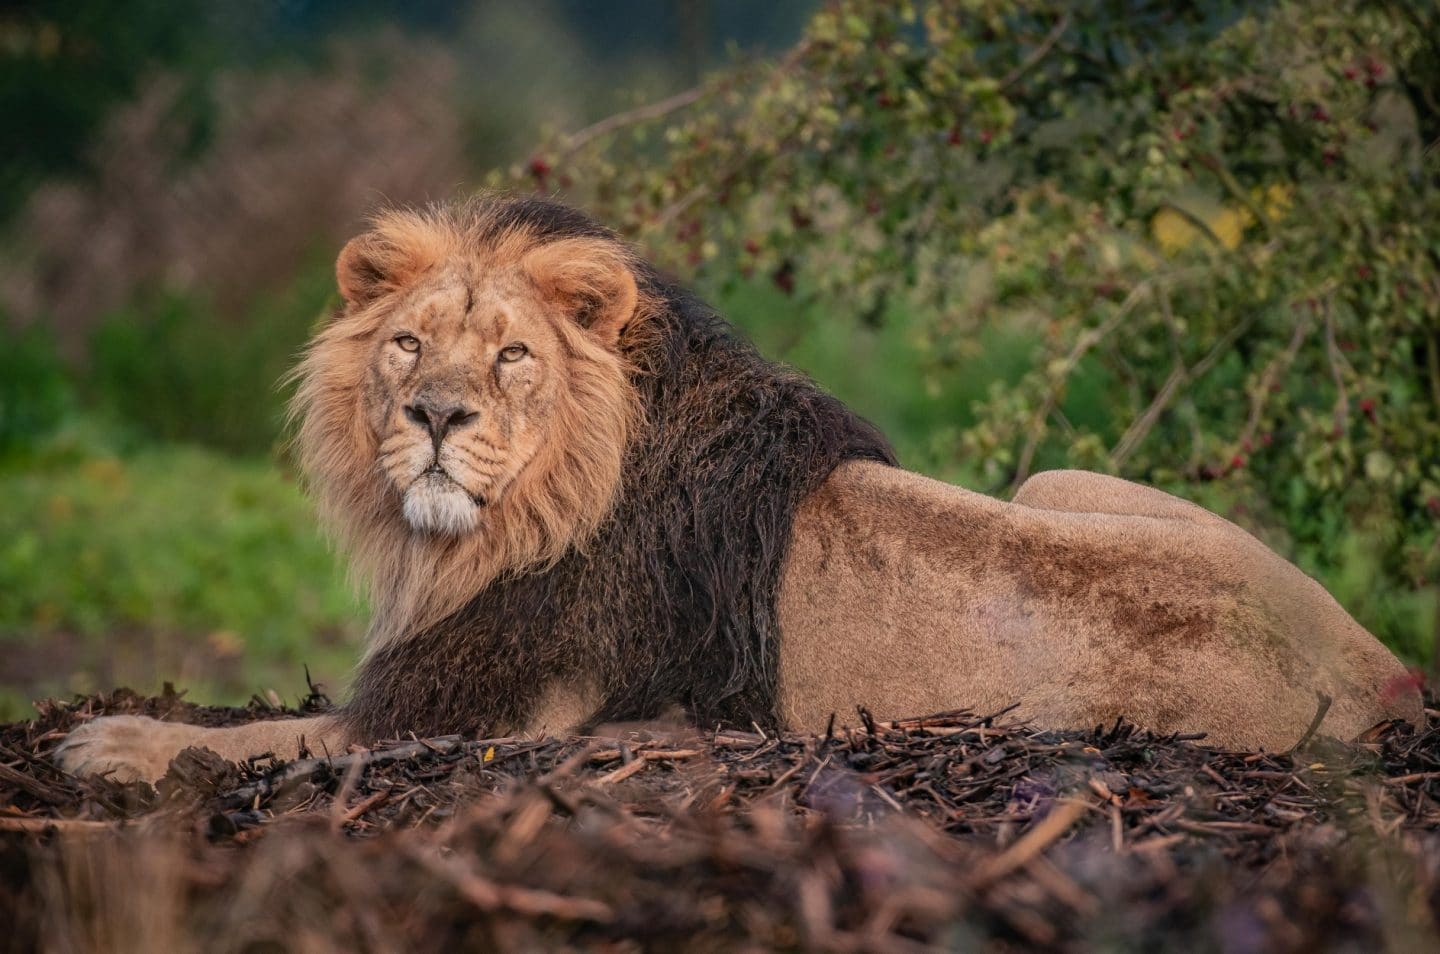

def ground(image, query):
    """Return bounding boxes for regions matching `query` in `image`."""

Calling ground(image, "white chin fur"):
[403,474,479,535]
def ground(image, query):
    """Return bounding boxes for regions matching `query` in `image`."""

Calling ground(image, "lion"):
[57,195,1421,782]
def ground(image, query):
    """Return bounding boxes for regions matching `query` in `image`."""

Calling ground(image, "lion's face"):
[291,202,653,641]
[368,269,569,535]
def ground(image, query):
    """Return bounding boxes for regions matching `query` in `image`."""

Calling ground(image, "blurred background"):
[2,0,1436,719]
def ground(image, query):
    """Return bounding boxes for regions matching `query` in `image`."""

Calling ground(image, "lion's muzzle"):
[404,469,481,535]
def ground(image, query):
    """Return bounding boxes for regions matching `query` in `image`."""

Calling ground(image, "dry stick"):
[1323,302,1352,435]
[1384,771,1440,786]
[330,755,364,831]
[1109,294,1256,469]
[0,816,117,833]
[999,12,1073,90]
[561,85,709,158]
[0,760,69,805]
[1010,280,1161,493]
[1286,692,1334,754]
[1198,152,1272,238]
[1153,200,1228,250]
[404,842,614,923]
[970,797,1091,885]
[224,735,500,807]
[1236,312,1313,454]
[650,39,813,233]
[596,758,650,786]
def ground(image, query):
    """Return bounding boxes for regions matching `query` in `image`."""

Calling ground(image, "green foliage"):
[87,253,336,454]
[0,444,362,718]
[0,326,73,460]
[510,0,1440,661]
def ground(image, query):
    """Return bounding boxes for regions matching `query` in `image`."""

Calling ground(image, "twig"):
[1154,200,1228,251]
[1236,310,1312,454]
[1197,153,1272,237]
[970,797,1091,885]
[650,40,813,234]
[404,842,614,923]
[561,86,709,158]
[1384,771,1440,786]
[999,13,1073,90]
[596,758,649,786]
[1011,279,1166,492]
[1287,692,1333,754]
[1323,302,1351,435]
[0,760,69,805]
[1110,305,1256,469]
[0,816,117,832]
[223,735,499,808]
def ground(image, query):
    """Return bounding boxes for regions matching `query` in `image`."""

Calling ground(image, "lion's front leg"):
[55,714,346,783]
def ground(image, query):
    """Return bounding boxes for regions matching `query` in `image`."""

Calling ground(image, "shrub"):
[506,0,1440,661]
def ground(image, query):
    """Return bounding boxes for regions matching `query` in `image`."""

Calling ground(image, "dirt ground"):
[3,684,1439,952]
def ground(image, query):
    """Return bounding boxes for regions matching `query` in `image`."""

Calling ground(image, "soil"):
[2,684,1439,952]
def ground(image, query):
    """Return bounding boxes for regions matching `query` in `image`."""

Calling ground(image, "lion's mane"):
[311,196,895,740]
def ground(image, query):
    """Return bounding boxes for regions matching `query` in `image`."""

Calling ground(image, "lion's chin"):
[402,472,482,536]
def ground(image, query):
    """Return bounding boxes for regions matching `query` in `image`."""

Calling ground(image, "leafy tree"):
[504,0,1440,661]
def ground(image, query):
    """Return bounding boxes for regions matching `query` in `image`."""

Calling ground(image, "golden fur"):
[290,206,656,649]
[55,198,1422,782]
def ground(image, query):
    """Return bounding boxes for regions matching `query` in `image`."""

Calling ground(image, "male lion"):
[58,195,1420,781]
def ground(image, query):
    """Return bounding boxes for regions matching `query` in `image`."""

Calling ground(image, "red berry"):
[1230,454,1246,470]
[947,127,963,146]
[772,262,796,296]
[743,238,761,256]
[527,156,551,179]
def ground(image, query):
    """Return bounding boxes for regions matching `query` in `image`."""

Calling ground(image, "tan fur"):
[55,715,345,784]
[776,463,1421,750]
[54,205,1420,783]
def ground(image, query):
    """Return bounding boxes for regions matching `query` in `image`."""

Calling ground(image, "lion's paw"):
[54,715,205,783]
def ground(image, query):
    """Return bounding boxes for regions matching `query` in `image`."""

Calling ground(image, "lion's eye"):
[498,343,528,363]
[395,335,421,353]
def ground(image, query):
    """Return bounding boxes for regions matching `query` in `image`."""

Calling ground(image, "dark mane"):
[344,196,896,740]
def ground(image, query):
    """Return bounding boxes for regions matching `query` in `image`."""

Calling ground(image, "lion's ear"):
[336,213,449,307]
[335,235,390,307]
[522,239,640,347]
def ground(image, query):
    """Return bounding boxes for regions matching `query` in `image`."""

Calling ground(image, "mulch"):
[3,684,1440,952]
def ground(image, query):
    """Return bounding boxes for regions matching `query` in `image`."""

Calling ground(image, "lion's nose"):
[404,401,479,451]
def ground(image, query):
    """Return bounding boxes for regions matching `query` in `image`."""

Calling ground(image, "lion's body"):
[778,462,1417,750]
[56,196,1420,781]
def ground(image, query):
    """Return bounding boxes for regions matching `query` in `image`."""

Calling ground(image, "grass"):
[0,443,362,720]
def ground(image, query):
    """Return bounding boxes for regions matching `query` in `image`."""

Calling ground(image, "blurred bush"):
[512,0,1440,662]
[0,327,73,460]
[86,255,337,454]
[0,445,361,717]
